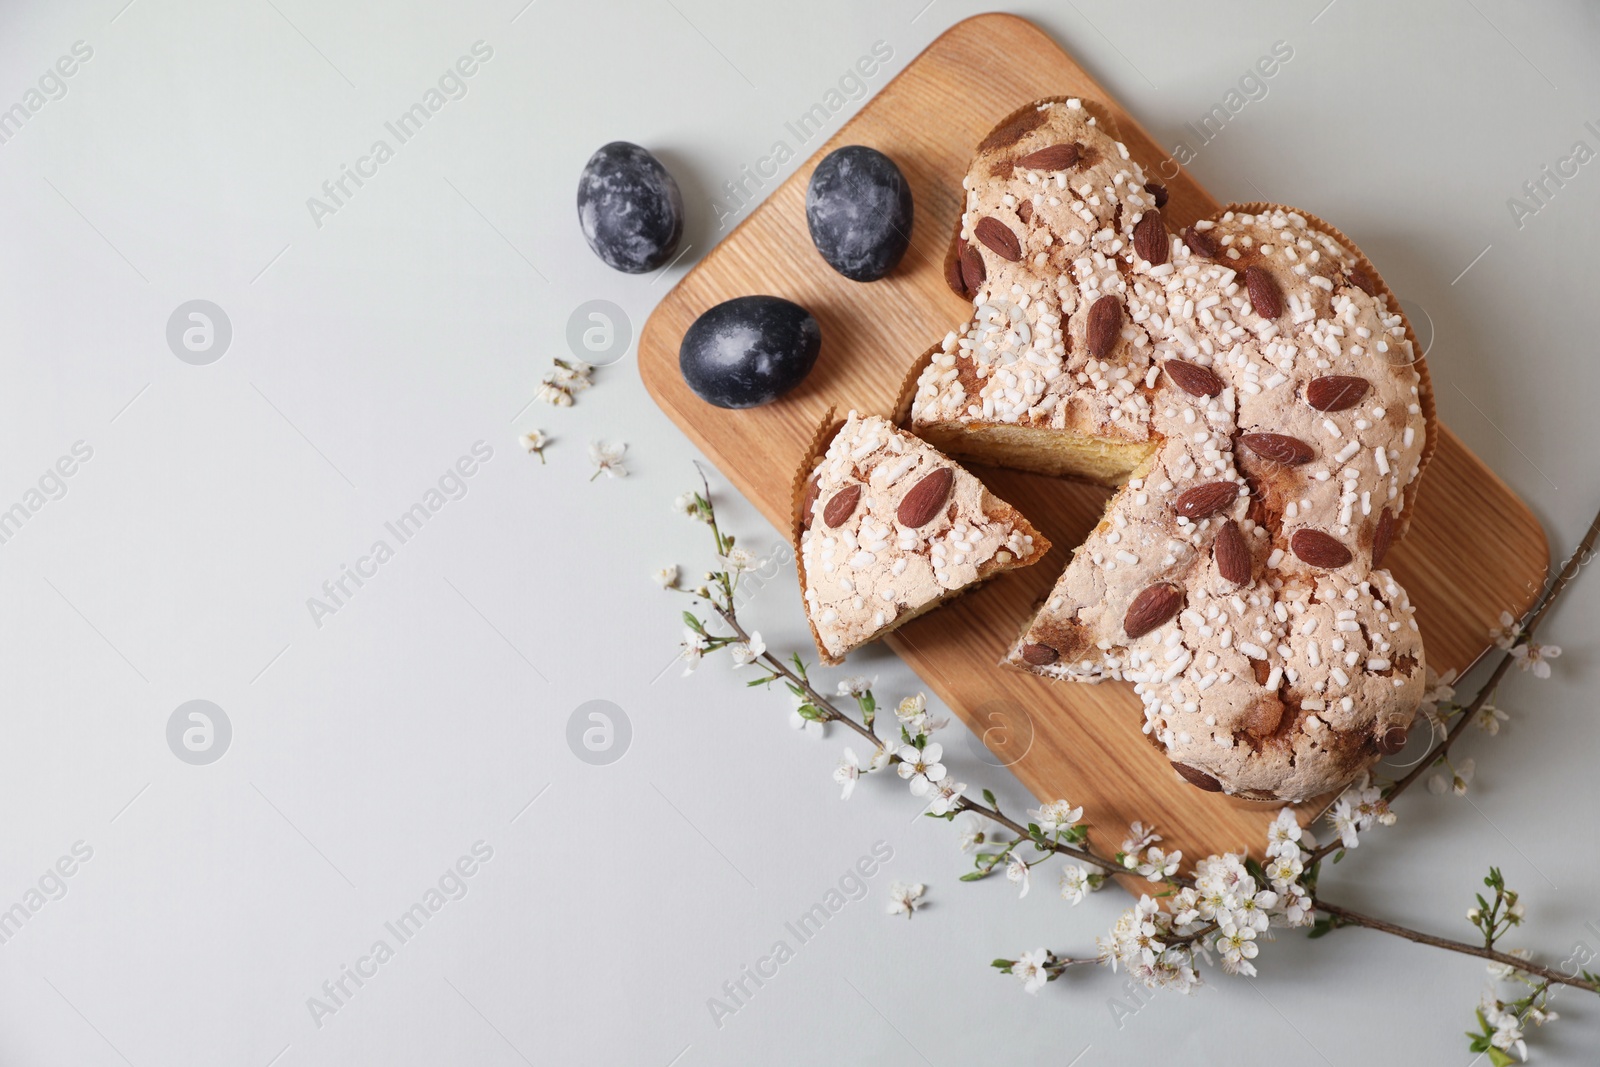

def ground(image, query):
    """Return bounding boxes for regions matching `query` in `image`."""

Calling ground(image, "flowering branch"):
[662,478,1600,1059]
[708,600,879,745]
[952,795,1137,883]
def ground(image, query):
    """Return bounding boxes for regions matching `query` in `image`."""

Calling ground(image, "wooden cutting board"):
[638,13,1548,862]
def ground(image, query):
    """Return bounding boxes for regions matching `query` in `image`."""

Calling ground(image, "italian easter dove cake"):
[906,98,1436,802]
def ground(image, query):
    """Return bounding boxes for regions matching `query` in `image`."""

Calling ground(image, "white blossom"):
[866,745,894,772]
[1191,853,1253,923]
[653,565,679,589]
[1231,887,1278,932]
[926,778,966,817]
[1013,948,1052,994]
[548,359,593,389]
[728,630,765,667]
[1510,641,1560,678]
[1006,855,1032,898]
[1525,1004,1558,1026]
[1121,821,1160,856]
[1171,887,1202,926]
[673,492,701,520]
[833,748,861,800]
[1278,884,1315,927]
[1163,956,1202,995]
[1330,801,1361,847]
[1097,894,1202,994]
[1265,808,1310,858]
[1136,846,1181,882]
[954,815,986,854]
[1490,1020,1527,1061]
[1486,947,1531,981]
[1419,667,1457,729]
[1215,923,1259,976]
[887,881,926,918]
[1264,852,1304,888]
[679,628,708,675]
[1429,757,1475,796]
[589,440,627,479]
[836,676,874,697]
[1029,799,1083,835]
[1328,773,1392,847]
[541,360,593,406]
[895,743,946,796]
[1479,990,1530,1061]
[1060,864,1092,905]
[1489,610,1520,649]
[894,693,946,734]
[1474,703,1509,734]
[519,429,549,461]
[536,382,573,406]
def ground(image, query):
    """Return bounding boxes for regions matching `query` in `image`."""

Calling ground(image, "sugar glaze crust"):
[915,98,1432,801]
[915,99,1162,447]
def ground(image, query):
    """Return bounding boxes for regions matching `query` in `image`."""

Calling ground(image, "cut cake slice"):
[796,411,1049,666]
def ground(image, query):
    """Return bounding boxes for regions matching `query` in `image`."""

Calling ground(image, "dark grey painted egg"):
[679,296,821,409]
[805,145,913,282]
[576,141,684,273]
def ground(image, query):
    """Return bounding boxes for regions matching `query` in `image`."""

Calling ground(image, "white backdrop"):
[0,0,1597,1064]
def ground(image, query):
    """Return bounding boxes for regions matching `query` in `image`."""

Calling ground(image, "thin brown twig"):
[1312,900,1599,993]
[689,468,881,749]
[707,602,883,749]
[1167,920,1221,948]
[1044,955,1107,973]
[955,797,1140,881]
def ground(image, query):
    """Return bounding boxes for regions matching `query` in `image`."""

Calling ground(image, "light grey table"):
[0,1,1595,1064]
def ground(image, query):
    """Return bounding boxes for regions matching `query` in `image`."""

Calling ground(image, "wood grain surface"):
[638,13,1549,863]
